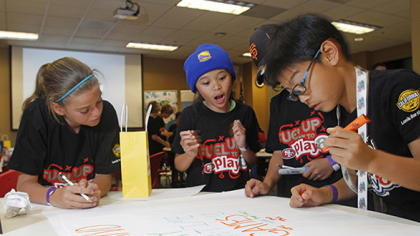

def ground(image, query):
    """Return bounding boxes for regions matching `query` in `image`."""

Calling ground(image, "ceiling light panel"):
[177,0,253,15]
[0,31,39,40]
[126,42,179,51]
[332,19,381,35]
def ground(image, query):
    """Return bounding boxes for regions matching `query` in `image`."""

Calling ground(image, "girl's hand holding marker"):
[51,173,100,209]
[58,173,91,201]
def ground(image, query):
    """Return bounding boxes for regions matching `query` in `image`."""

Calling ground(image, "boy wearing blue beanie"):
[172,44,261,192]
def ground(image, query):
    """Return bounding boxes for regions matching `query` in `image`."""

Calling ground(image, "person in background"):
[168,112,181,144]
[245,25,350,206]
[7,57,120,209]
[168,112,183,187]
[373,63,387,70]
[161,104,174,119]
[172,44,261,192]
[264,13,420,222]
[160,104,175,140]
[147,101,171,155]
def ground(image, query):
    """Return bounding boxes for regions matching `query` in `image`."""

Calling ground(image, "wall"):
[411,0,420,73]
[242,62,269,133]
[351,51,369,68]
[143,56,189,91]
[369,43,411,69]
[0,46,17,143]
[352,43,411,70]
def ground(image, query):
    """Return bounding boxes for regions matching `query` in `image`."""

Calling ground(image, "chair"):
[149,152,168,189]
[0,170,19,197]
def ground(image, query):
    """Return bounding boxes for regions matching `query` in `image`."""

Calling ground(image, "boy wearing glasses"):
[263,14,420,222]
[245,25,352,205]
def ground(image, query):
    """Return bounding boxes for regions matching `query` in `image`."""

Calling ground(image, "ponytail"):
[22,63,49,111]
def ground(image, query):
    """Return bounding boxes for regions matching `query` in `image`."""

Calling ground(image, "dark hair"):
[23,57,98,121]
[161,104,174,115]
[264,14,351,87]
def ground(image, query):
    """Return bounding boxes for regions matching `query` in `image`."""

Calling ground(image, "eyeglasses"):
[287,49,322,102]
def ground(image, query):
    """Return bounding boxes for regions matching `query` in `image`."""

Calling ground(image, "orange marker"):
[299,190,306,196]
[321,114,371,152]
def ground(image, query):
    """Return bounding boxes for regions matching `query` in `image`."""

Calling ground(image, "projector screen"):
[11,46,144,130]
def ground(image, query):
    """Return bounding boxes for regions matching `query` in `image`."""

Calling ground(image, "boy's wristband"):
[327,184,338,203]
[327,155,340,171]
[46,186,57,206]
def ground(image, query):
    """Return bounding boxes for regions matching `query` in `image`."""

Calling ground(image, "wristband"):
[328,184,338,203]
[239,145,248,152]
[327,155,337,165]
[46,186,57,206]
[327,155,340,171]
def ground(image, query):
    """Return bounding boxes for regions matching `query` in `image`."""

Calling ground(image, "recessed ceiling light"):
[332,19,381,35]
[242,52,251,57]
[214,32,227,37]
[0,31,38,40]
[177,0,252,15]
[126,42,178,51]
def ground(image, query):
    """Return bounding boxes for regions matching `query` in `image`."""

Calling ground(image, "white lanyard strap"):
[355,66,369,210]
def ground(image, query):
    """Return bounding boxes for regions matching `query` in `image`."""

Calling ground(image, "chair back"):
[149,152,167,188]
[0,170,19,197]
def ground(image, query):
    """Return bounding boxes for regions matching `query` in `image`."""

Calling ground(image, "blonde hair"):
[23,57,98,121]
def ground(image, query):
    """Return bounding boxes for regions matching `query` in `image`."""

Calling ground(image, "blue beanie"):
[184,44,236,93]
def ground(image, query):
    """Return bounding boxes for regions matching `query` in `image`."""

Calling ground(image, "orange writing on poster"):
[216,214,293,235]
[74,224,129,236]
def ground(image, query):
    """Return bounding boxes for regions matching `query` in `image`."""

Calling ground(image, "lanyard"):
[355,66,369,210]
[339,67,369,210]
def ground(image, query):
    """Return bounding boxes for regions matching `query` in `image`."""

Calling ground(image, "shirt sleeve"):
[389,70,420,144]
[7,104,48,175]
[243,106,261,153]
[266,97,281,153]
[93,101,121,174]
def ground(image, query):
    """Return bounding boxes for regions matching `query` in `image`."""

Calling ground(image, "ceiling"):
[0,0,411,64]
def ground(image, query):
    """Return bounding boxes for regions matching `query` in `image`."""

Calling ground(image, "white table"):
[1,189,419,235]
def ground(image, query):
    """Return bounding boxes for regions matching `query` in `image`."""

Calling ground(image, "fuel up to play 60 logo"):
[278,117,329,161]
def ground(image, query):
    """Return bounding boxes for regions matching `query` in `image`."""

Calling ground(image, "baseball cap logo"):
[249,43,258,61]
[198,50,212,62]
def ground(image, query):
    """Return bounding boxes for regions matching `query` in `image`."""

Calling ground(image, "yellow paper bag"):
[119,131,152,198]
[119,104,152,198]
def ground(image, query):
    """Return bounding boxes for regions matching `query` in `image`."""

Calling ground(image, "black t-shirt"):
[266,90,342,197]
[147,116,165,155]
[8,99,121,187]
[341,69,420,222]
[168,123,177,144]
[172,101,261,192]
